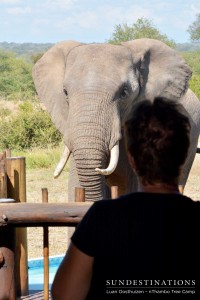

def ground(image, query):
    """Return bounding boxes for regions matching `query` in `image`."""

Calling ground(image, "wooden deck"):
[19,291,51,299]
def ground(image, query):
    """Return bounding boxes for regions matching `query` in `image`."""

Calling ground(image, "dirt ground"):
[26,153,200,259]
[26,168,69,259]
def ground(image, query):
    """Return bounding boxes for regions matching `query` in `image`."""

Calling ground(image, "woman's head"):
[125,97,191,186]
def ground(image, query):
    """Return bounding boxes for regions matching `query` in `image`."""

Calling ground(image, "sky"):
[0,0,200,44]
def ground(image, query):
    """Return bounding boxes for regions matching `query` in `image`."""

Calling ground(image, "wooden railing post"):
[5,149,11,158]
[0,151,16,299]
[42,188,49,300]
[75,187,85,202]
[0,198,16,300]
[0,151,7,198]
[111,186,118,199]
[6,156,28,297]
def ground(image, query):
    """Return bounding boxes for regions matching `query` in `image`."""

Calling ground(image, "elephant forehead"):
[67,44,133,71]
[65,44,135,92]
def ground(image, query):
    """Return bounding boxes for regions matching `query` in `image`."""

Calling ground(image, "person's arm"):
[51,242,94,300]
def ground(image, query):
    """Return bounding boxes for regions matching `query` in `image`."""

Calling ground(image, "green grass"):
[11,144,70,170]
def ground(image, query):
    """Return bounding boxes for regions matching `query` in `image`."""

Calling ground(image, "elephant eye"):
[120,87,129,99]
[63,89,69,103]
[63,88,68,96]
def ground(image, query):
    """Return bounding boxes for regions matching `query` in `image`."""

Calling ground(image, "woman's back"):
[72,193,200,298]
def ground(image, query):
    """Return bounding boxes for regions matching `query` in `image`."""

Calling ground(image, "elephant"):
[32,38,200,202]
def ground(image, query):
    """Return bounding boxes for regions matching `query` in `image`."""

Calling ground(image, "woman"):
[51,97,200,299]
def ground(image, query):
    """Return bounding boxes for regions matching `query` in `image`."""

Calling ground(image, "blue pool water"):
[28,255,64,291]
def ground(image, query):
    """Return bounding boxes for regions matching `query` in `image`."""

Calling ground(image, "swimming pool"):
[28,255,64,291]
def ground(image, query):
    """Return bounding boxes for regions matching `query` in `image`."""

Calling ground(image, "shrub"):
[0,107,11,118]
[0,50,35,100]
[181,51,200,76]
[180,52,200,99]
[0,100,62,150]
[189,75,200,99]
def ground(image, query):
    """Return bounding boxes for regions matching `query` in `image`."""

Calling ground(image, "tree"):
[107,17,176,48]
[30,52,44,64]
[0,51,35,100]
[0,100,61,150]
[187,13,200,42]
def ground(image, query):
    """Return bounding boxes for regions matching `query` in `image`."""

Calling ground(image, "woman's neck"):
[138,182,180,194]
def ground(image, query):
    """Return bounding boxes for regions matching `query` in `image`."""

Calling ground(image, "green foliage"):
[13,145,69,170]
[181,52,200,99]
[0,50,35,100]
[107,17,176,48]
[30,52,44,64]
[189,75,200,99]
[0,42,53,62]
[0,100,62,150]
[187,13,200,42]
[0,107,11,118]
[181,52,200,76]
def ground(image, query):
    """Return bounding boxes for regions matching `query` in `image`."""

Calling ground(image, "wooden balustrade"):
[0,149,119,299]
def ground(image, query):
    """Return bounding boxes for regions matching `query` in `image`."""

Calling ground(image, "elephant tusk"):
[54,145,71,178]
[95,142,119,176]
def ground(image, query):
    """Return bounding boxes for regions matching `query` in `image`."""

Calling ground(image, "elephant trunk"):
[73,146,108,201]
[65,91,121,201]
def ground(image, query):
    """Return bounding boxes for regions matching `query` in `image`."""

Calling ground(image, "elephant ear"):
[122,38,192,101]
[32,40,83,137]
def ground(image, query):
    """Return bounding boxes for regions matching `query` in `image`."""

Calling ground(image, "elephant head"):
[32,38,193,201]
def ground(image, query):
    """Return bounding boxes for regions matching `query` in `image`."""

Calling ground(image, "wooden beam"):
[42,189,49,300]
[0,224,16,299]
[0,151,7,198]
[75,187,85,202]
[0,203,92,227]
[6,156,28,297]
[111,186,118,199]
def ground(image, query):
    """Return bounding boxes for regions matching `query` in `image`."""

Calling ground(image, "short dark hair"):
[125,97,191,185]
